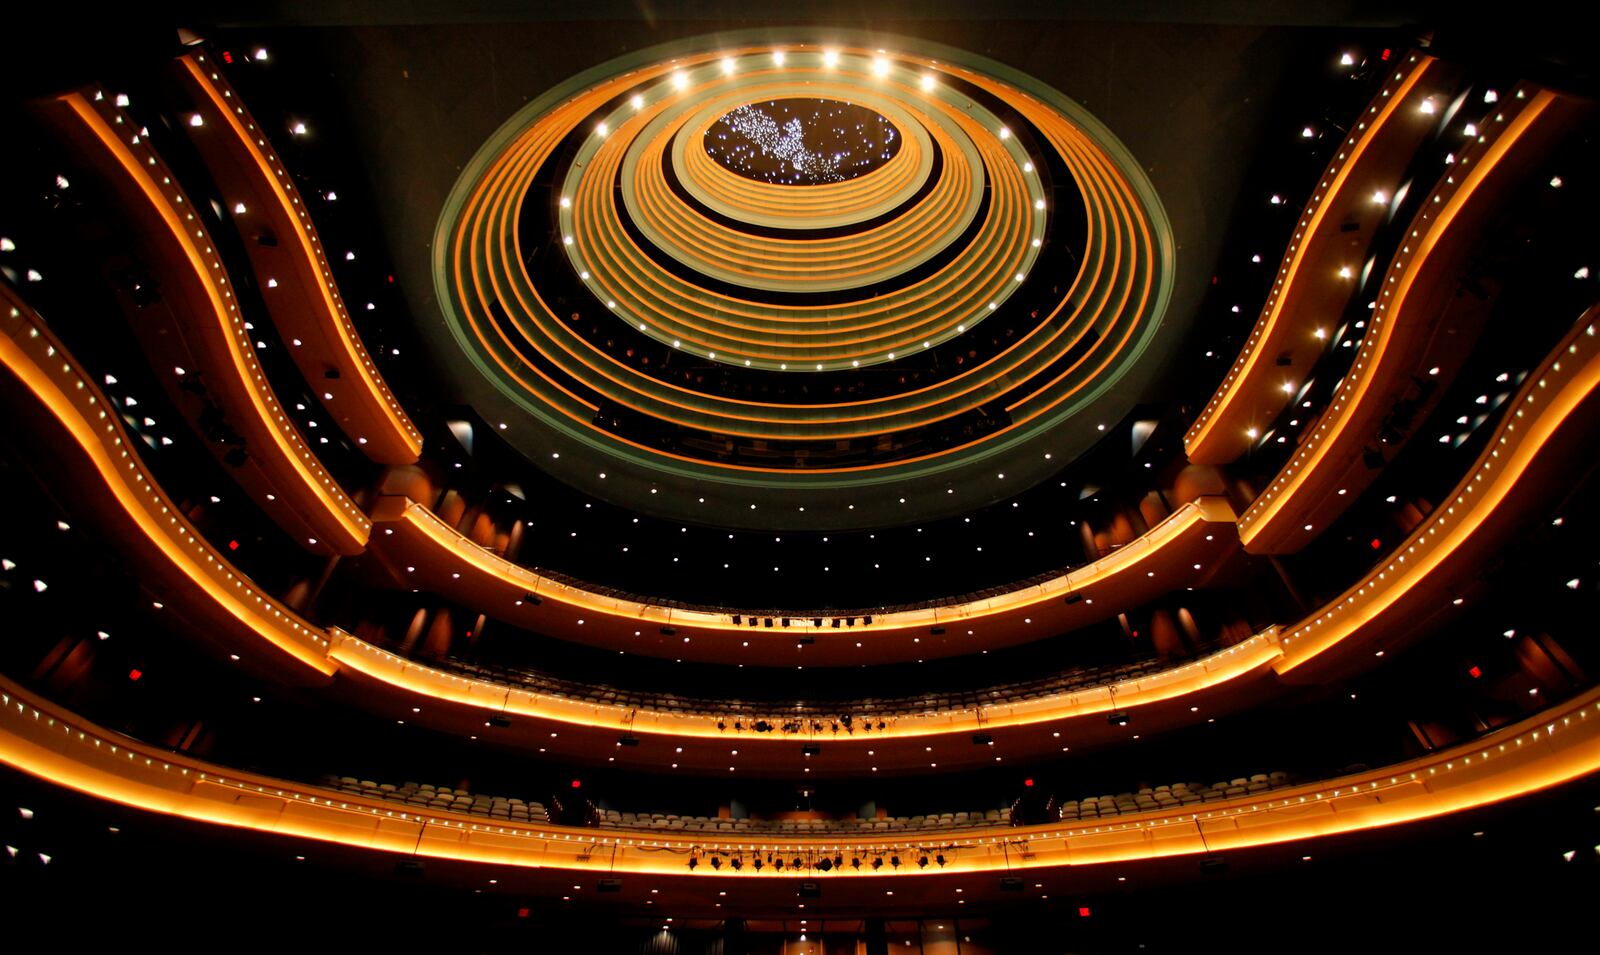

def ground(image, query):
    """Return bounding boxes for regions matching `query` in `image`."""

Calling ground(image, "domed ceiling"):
[430,30,1176,530]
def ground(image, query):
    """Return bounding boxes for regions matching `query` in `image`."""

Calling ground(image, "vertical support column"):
[1149,608,1187,661]
[864,917,888,955]
[397,606,429,657]
[420,606,455,660]
[1267,555,1310,613]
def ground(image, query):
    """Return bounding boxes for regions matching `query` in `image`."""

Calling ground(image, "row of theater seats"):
[531,563,1069,618]
[443,654,1171,718]
[320,772,1291,832]
[323,777,549,823]
[597,809,1008,832]
[1058,773,1290,819]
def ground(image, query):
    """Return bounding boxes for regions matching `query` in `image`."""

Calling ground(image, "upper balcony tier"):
[170,53,422,465]
[32,88,370,555]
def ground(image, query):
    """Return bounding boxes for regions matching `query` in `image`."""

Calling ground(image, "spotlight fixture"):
[851,857,862,870]
[688,857,698,870]
[890,855,902,869]
[872,857,884,870]
[710,856,722,870]
[918,856,929,869]
[936,854,947,867]
[730,857,743,871]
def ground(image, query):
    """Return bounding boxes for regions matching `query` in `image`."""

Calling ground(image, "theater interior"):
[0,3,1597,951]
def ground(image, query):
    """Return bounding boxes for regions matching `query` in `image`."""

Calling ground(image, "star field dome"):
[431,31,1176,529]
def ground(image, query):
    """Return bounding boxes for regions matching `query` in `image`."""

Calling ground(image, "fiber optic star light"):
[434,33,1173,529]
[707,100,900,184]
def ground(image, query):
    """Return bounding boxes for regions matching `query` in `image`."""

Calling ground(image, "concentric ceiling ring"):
[621,78,986,295]
[675,90,936,231]
[433,31,1175,530]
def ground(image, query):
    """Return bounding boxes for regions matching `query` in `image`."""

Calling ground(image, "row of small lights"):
[190,53,425,451]
[1245,85,1544,454]
[1240,90,1555,458]
[1,276,1424,746]
[444,54,1152,483]
[18,55,1593,870]
[0,422,1228,742]
[461,70,1152,495]
[15,48,1589,836]
[1237,88,1557,459]
[1241,86,1533,534]
[5,288,1573,756]
[169,45,1168,658]
[34,76,1548,745]
[341,616,1271,736]
[492,420,1186,583]
[84,87,370,539]
[1185,54,1422,450]
[4,299,332,662]
[1279,313,1597,651]
[398,498,1222,640]
[2,229,245,460]
[557,48,1045,371]
[4,676,1594,861]
[0,476,1580,812]
[15,307,1565,795]
[190,52,422,451]
[12,137,1152,729]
